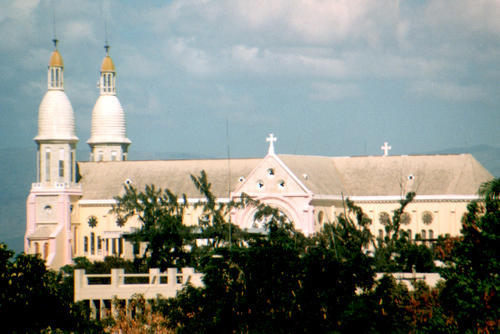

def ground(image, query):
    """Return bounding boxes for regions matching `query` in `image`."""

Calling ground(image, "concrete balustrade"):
[375,272,442,289]
[74,267,203,319]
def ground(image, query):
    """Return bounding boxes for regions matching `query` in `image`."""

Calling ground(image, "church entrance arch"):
[238,196,302,232]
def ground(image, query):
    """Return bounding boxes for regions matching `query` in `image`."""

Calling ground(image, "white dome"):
[34,90,78,141]
[87,95,131,144]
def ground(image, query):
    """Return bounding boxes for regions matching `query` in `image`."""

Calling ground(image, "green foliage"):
[440,177,500,332]
[111,183,195,270]
[82,175,498,333]
[157,197,380,332]
[190,171,248,250]
[0,243,100,333]
[371,192,437,273]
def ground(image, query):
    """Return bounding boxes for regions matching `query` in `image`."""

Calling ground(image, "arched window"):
[34,242,40,255]
[421,230,426,240]
[84,236,88,253]
[317,211,324,225]
[119,238,123,256]
[407,229,412,240]
[97,236,102,253]
[90,232,95,255]
[428,229,434,241]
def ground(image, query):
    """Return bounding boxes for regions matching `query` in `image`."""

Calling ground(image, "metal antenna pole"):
[226,118,232,251]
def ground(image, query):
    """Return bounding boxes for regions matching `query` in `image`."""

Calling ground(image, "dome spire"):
[88,43,131,161]
[100,44,116,93]
[36,40,77,142]
[48,39,64,89]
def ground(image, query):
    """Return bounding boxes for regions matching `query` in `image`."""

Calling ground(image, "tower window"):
[97,151,103,162]
[70,151,75,182]
[45,149,51,182]
[37,151,40,182]
[59,160,64,177]
[111,151,117,161]
[84,237,88,253]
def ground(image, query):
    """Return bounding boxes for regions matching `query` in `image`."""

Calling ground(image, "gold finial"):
[49,40,63,67]
[101,45,115,72]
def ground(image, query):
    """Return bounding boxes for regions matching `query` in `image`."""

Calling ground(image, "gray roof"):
[78,158,260,200]
[78,154,493,200]
[281,153,493,197]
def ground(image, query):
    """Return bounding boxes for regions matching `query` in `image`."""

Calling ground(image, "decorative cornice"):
[312,194,481,203]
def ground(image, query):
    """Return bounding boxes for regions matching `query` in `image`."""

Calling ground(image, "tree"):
[190,171,249,251]
[0,243,98,332]
[367,192,436,273]
[111,184,195,270]
[111,171,250,270]
[440,177,500,332]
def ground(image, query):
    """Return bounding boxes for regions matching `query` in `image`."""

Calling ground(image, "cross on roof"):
[381,142,392,156]
[266,133,277,155]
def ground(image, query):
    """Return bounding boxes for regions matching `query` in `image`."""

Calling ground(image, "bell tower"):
[34,39,79,185]
[87,44,131,161]
[25,40,82,269]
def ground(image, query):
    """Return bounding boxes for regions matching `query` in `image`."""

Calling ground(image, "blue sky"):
[1,0,499,159]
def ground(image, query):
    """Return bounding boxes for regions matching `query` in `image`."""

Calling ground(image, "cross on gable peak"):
[381,141,392,156]
[266,133,277,155]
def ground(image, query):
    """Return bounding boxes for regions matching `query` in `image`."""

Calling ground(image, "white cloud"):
[423,0,500,36]
[410,81,488,102]
[63,20,95,42]
[309,82,360,101]
[166,38,214,76]
[0,0,39,22]
[231,45,259,63]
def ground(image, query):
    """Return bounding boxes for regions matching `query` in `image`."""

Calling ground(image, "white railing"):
[74,267,204,302]
[375,272,442,289]
[32,182,82,190]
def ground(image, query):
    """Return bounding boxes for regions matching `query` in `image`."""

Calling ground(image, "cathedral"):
[25,42,493,269]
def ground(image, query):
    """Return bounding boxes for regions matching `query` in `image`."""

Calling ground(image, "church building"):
[25,42,493,269]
